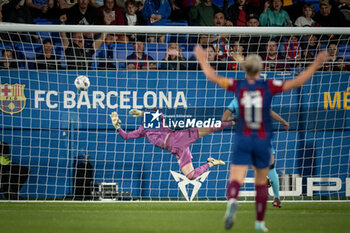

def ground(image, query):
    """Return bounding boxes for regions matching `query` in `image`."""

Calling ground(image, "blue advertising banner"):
[0,71,349,199]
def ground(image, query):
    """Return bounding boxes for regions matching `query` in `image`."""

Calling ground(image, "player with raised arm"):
[222,97,290,208]
[195,46,328,231]
[110,110,234,180]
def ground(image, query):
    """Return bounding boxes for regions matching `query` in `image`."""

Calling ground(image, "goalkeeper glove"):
[110,112,121,130]
[129,109,144,117]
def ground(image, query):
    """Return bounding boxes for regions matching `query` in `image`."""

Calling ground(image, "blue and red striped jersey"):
[127,52,154,68]
[227,79,284,138]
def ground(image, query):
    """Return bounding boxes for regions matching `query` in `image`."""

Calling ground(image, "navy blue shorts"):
[232,134,272,169]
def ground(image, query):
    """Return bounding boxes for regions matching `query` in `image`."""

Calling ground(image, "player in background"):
[222,97,290,208]
[195,45,328,232]
[110,109,234,180]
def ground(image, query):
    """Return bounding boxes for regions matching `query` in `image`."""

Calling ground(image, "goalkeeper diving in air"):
[110,109,233,180]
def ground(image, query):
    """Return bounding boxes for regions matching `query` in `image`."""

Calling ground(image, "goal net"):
[0,24,349,201]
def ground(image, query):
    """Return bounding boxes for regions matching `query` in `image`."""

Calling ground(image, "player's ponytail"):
[243,54,262,77]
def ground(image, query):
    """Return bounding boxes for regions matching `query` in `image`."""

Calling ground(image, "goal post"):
[0,24,349,201]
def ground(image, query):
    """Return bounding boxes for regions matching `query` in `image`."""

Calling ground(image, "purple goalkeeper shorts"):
[165,128,199,168]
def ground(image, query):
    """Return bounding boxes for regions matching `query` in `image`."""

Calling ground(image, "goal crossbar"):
[0,24,349,35]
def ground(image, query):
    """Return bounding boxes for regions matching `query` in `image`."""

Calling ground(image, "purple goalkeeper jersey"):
[118,125,174,149]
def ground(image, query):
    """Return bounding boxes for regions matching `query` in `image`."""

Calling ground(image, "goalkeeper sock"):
[210,121,233,133]
[268,168,280,199]
[186,164,210,180]
[255,184,268,221]
[227,181,241,200]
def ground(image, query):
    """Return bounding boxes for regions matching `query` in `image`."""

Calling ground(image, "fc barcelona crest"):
[0,84,27,115]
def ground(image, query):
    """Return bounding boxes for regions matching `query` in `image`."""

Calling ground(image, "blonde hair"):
[242,54,262,76]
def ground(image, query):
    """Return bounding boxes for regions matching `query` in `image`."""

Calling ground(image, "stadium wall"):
[0,70,349,199]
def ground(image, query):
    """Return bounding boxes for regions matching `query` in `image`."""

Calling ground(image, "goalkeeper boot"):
[224,198,238,230]
[255,221,268,232]
[207,157,225,167]
[272,198,282,208]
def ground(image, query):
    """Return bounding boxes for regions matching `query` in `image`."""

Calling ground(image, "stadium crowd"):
[0,0,349,71]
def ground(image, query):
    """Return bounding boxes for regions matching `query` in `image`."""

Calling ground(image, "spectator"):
[160,42,187,70]
[189,0,220,26]
[227,39,245,70]
[125,0,147,41]
[25,0,55,21]
[205,44,226,70]
[98,0,128,43]
[223,0,253,26]
[142,0,171,43]
[282,0,305,23]
[0,142,29,200]
[337,0,350,22]
[323,42,348,71]
[98,33,117,69]
[247,0,264,14]
[294,3,316,27]
[98,0,124,25]
[169,0,192,22]
[125,0,138,25]
[200,11,231,59]
[259,0,292,27]
[65,0,102,25]
[263,38,290,71]
[314,0,348,27]
[245,13,261,54]
[281,35,301,67]
[0,0,30,23]
[246,12,259,26]
[243,13,269,55]
[189,45,226,70]
[126,37,157,70]
[300,35,320,69]
[34,39,61,70]
[0,49,18,69]
[142,0,171,25]
[60,24,107,70]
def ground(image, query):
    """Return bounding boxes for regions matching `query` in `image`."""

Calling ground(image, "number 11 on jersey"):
[240,90,263,130]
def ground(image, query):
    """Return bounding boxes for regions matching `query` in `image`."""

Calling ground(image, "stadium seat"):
[114,44,133,69]
[145,43,167,52]
[54,46,66,68]
[91,43,109,70]
[115,43,133,51]
[147,50,165,61]
[15,43,41,60]
[0,43,13,52]
[338,45,350,61]
[146,43,167,66]
[33,18,52,40]
[0,43,19,67]
[33,18,50,24]
[165,21,189,43]
[182,51,194,60]
[14,42,42,69]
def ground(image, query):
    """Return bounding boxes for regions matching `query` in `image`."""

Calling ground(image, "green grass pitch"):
[0,202,349,233]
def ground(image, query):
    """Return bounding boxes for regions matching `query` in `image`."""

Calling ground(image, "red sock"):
[255,184,268,221]
[227,181,241,200]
